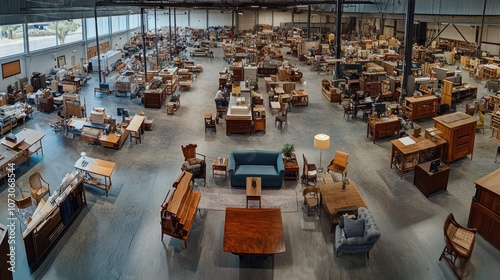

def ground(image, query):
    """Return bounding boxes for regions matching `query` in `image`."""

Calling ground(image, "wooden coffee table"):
[212,157,228,178]
[317,178,367,232]
[223,208,285,256]
[246,177,261,208]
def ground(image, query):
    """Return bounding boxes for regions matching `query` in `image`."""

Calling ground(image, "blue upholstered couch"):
[228,150,284,188]
[335,207,381,258]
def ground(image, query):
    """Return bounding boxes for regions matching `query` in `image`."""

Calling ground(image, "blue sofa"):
[228,150,284,188]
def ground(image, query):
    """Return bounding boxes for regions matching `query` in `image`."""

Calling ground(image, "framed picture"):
[57,55,66,68]
[2,60,21,79]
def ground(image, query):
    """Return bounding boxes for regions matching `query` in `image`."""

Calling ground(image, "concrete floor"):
[1,47,500,280]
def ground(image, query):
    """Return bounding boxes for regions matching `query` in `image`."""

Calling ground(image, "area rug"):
[197,187,298,213]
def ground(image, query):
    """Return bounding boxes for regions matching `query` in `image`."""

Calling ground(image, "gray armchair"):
[335,207,380,258]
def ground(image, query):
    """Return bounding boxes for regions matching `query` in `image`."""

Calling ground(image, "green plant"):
[281,143,295,159]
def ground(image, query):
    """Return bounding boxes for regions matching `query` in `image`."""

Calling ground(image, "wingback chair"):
[335,207,381,258]
[181,144,206,182]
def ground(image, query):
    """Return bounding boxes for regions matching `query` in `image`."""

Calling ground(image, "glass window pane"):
[129,14,140,29]
[28,21,56,51]
[112,15,127,33]
[86,16,109,39]
[0,24,24,57]
[57,19,83,45]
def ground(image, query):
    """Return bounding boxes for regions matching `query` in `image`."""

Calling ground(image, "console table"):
[367,115,401,143]
[402,95,438,121]
[23,173,86,268]
[413,161,450,197]
[223,208,285,255]
[283,153,299,180]
[467,168,500,249]
[74,156,116,197]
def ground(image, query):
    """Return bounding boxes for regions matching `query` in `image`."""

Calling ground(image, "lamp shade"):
[314,134,330,150]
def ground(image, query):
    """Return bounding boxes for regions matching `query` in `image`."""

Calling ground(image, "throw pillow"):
[343,218,364,238]
[187,158,203,165]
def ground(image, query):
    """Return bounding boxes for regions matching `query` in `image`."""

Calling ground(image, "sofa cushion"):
[235,165,278,178]
[344,218,364,238]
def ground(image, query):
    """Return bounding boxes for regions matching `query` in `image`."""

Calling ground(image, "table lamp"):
[314,134,330,170]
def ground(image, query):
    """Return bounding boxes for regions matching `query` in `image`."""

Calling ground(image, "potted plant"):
[281,143,295,160]
[342,174,349,190]
[251,178,257,188]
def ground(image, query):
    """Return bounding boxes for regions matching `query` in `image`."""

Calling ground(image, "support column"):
[174,8,177,49]
[478,0,487,54]
[95,6,102,83]
[307,6,311,40]
[141,8,147,77]
[169,8,172,60]
[255,10,259,33]
[335,0,342,79]
[380,13,384,37]
[232,10,235,40]
[154,8,159,68]
[402,0,416,96]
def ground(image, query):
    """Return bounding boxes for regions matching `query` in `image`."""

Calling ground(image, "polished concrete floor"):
[1,47,500,280]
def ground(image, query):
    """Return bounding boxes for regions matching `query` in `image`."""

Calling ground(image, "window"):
[112,15,127,33]
[0,24,24,57]
[129,14,140,29]
[86,16,110,39]
[56,19,83,45]
[28,21,56,51]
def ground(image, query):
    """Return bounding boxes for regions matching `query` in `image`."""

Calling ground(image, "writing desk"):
[74,156,116,197]
[126,115,145,144]
[390,135,446,178]
[0,128,44,168]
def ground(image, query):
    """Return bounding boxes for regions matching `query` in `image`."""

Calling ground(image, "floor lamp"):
[314,134,330,173]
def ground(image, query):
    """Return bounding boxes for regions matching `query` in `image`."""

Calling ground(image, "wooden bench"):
[160,171,201,248]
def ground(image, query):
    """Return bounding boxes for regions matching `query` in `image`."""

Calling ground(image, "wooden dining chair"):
[302,154,317,185]
[29,172,50,205]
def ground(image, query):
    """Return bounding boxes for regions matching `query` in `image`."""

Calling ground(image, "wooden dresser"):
[434,112,476,163]
[467,168,500,249]
[403,95,438,121]
[0,223,13,280]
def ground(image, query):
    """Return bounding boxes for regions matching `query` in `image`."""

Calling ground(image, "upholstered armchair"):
[335,207,381,258]
[181,144,206,183]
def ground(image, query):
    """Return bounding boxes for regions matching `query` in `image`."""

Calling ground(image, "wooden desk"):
[390,135,447,178]
[468,168,500,249]
[212,157,228,178]
[0,128,44,169]
[413,161,450,197]
[223,208,285,255]
[126,115,145,144]
[367,115,401,143]
[283,154,299,180]
[74,156,116,197]
[403,95,438,121]
[246,177,261,208]
[98,131,129,150]
[317,179,367,232]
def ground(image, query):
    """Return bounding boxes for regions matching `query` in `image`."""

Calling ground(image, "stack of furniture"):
[63,94,85,118]
[159,67,179,95]
[160,171,201,248]
[143,78,167,109]
[37,90,54,113]
[23,173,86,268]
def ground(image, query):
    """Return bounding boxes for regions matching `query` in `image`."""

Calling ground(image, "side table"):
[212,157,228,178]
[413,161,450,197]
[283,154,299,180]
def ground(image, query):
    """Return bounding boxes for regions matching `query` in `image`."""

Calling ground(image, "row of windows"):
[0,14,141,58]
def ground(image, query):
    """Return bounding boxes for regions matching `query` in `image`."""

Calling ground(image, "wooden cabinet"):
[232,62,243,81]
[403,96,438,121]
[434,112,476,163]
[413,161,450,197]
[226,119,252,135]
[468,168,500,249]
[144,84,167,109]
[367,116,401,143]
[0,224,13,280]
[252,105,266,134]
[23,175,86,268]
